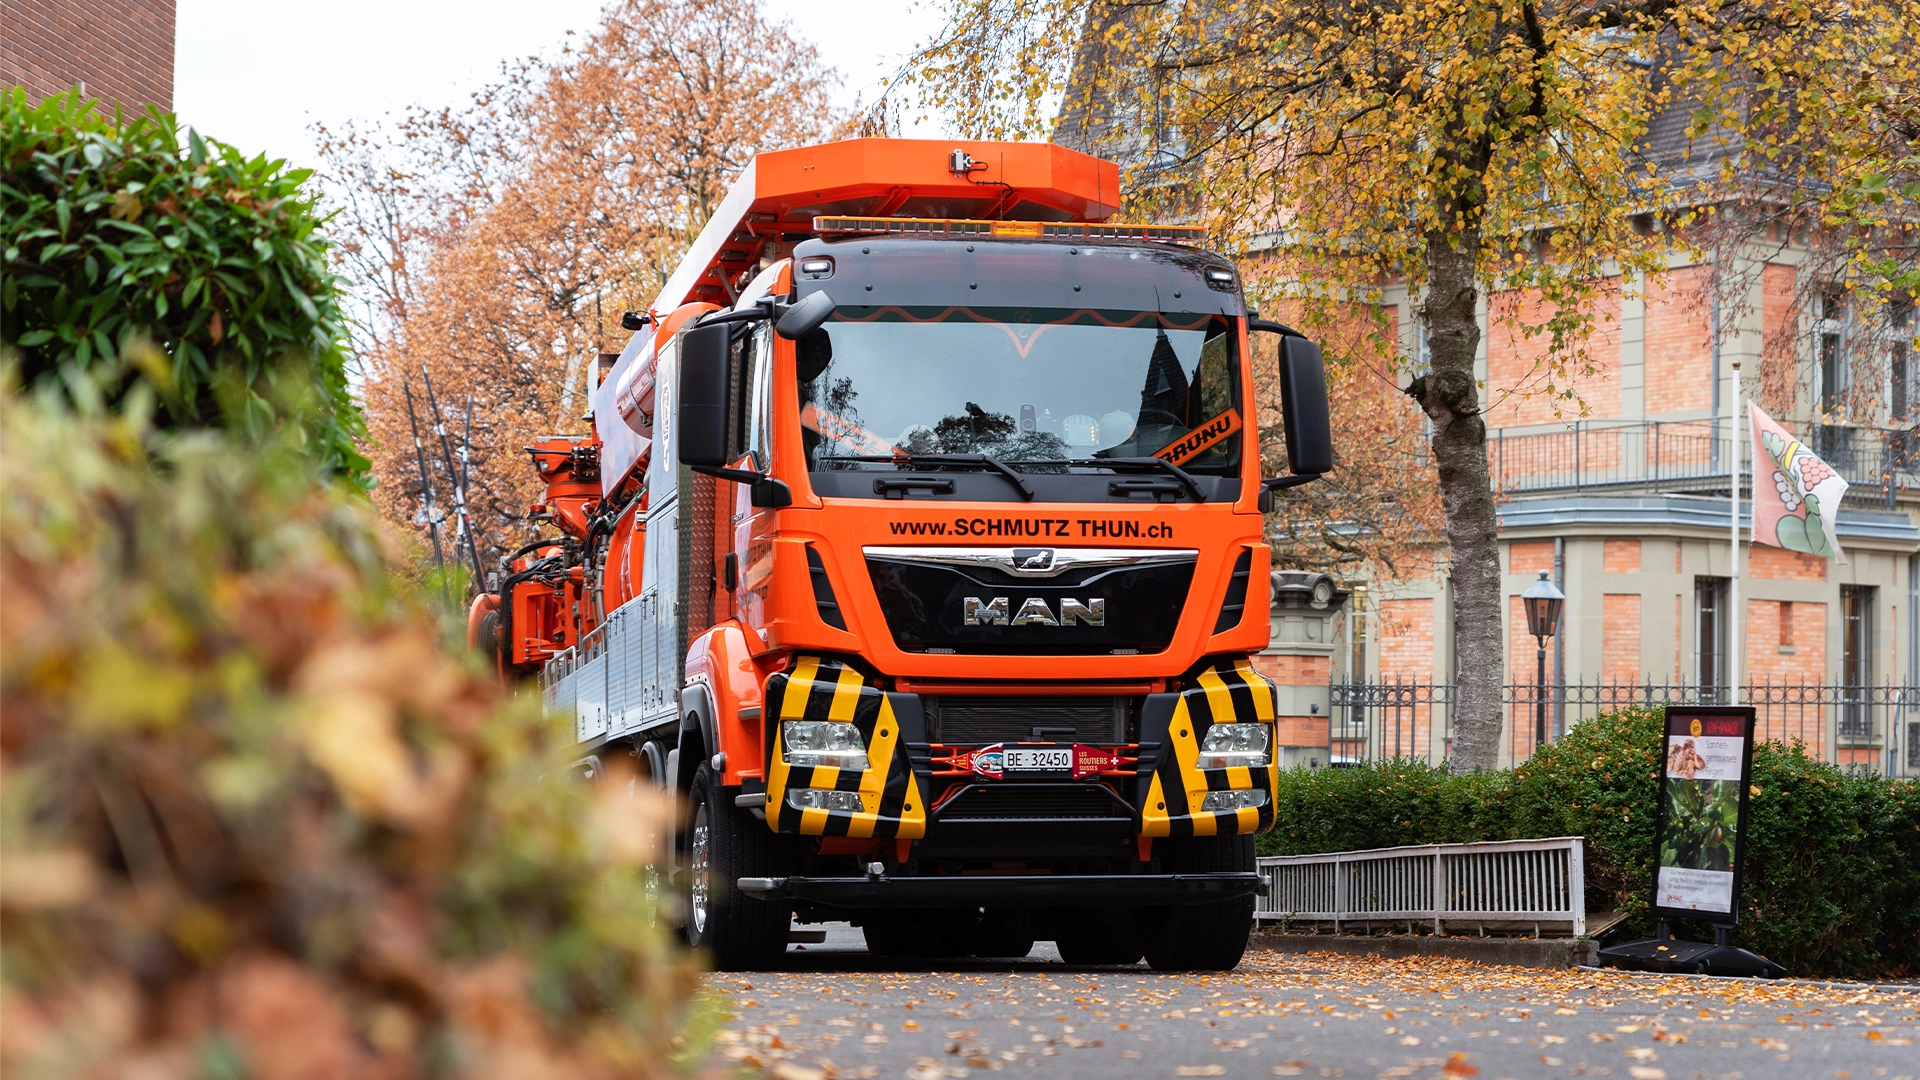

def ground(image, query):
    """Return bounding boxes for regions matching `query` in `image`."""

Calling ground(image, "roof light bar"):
[812,216,1208,243]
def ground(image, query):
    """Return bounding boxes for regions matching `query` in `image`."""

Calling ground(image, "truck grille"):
[926,695,1127,745]
[935,783,1128,820]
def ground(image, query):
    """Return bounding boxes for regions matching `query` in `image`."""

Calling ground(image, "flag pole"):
[1730,355,1742,706]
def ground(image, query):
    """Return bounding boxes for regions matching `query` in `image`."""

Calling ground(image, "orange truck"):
[468,138,1332,971]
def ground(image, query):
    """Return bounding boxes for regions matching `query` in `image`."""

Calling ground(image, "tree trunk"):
[1407,231,1505,772]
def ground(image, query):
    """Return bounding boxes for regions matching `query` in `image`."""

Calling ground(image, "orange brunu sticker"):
[1153,409,1242,467]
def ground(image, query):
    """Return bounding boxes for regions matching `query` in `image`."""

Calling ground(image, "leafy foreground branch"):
[0,392,697,1078]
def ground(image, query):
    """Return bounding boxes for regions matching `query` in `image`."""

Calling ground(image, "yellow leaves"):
[588,760,675,866]
[73,639,196,733]
[0,847,97,910]
[292,630,476,829]
[109,189,143,221]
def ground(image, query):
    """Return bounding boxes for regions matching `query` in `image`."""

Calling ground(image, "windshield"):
[795,307,1241,474]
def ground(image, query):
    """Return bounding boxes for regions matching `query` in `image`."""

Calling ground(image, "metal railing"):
[1489,418,1917,507]
[1324,678,1915,775]
[1255,837,1587,938]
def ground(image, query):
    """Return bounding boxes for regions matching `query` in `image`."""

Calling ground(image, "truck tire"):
[973,908,1036,959]
[685,764,792,971]
[1054,908,1145,965]
[1141,834,1255,972]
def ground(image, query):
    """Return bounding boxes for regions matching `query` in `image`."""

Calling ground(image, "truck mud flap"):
[735,872,1264,908]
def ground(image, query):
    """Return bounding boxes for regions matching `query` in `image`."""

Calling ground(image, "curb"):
[1251,930,1597,969]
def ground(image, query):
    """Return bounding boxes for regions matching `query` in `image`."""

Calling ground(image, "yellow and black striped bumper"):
[763,656,928,838]
[1138,659,1279,838]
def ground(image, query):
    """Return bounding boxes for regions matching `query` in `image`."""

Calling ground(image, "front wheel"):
[684,764,793,970]
[1141,834,1256,972]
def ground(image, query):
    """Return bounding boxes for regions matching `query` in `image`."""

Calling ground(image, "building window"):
[1695,576,1730,702]
[1819,292,1847,413]
[1840,585,1876,740]
[1910,554,1919,709]
[1892,299,1912,423]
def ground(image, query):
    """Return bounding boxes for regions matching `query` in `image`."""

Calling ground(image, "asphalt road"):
[712,924,1920,1080]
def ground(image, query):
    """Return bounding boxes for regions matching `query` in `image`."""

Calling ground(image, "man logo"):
[964,596,1105,627]
[1012,548,1054,570]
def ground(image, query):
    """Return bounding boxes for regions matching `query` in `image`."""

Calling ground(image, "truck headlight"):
[1202,789,1269,812]
[1198,723,1270,769]
[782,720,869,770]
[787,789,864,812]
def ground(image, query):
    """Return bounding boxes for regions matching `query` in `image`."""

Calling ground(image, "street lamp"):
[1521,570,1566,749]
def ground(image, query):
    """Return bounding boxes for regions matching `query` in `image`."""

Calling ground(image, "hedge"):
[1,89,367,481]
[0,394,695,1073]
[1260,706,1920,978]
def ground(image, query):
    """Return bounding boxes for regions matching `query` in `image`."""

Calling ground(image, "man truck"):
[469,138,1333,971]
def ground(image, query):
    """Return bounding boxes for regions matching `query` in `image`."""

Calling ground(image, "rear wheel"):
[1141,834,1255,972]
[684,764,793,970]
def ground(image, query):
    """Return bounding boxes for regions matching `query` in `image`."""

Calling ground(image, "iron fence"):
[1324,678,1916,776]
[1255,837,1586,938]
[1489,418,1917,507]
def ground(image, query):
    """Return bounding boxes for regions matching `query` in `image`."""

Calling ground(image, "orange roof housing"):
[653,139,1122,310]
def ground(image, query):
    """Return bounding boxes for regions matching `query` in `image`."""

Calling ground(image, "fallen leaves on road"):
[711,945,1920,1079]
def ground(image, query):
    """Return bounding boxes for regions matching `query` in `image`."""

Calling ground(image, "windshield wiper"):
[819,453,1036,501]
[1054,456,1207,502]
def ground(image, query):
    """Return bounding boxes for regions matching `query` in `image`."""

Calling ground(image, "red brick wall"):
[1758,263,1799,416]
[1745,600,1827,682]
[1643,266,1715,414]
[1604,539,1641,573]
[1748,545,1827,582]
[1486,281,1622,427]
[1,0,175,112]
[1378,598,1435,680]
[1250,653,1330,687]
[1603,594,1641,681]
[1509,540,1555,575]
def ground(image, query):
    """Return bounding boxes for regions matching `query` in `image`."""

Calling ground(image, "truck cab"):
[499,140,1331,971]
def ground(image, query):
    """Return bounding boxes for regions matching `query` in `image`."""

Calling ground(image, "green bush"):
[0,392,693,1075]
[1,89,366,481]
[1260,706,1920,978]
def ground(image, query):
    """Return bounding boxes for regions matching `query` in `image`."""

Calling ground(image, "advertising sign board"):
[1651,706,1756,925]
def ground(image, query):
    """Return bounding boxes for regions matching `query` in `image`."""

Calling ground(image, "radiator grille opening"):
[935,783,1127,820]
[926,695,1128,745]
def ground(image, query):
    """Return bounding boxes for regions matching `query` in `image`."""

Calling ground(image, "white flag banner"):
[1749,403,1849,564]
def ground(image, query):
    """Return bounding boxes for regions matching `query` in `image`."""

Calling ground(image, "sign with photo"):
[1652,707,1756,924]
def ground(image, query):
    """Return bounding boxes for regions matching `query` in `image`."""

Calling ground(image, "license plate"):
[1003,748,1072,772]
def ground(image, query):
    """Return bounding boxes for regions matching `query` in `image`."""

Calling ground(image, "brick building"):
[1278,244,1920,775]
[3,0,175,112]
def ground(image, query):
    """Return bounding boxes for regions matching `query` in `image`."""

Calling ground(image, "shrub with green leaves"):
[1261,706,1920,978]
[1,89,367,481]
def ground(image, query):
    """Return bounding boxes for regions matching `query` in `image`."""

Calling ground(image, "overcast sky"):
[174,0,952,169]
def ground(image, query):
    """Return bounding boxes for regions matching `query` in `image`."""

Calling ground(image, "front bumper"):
[736,872,1264,908]
[760,656,1281,841]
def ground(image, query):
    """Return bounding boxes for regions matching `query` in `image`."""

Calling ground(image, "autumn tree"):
[904,0,1919,769]
[321,0,844,573]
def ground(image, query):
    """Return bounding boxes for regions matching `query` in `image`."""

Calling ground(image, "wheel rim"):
[689,802,712,938]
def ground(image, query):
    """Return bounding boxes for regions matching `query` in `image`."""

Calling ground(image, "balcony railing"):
[1489,419,1918,507]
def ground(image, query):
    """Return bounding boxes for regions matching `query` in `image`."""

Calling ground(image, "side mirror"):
[677,322,731,468]
[1278,335,1332,476]
[1248,320,1332,511]
[776,291,835,339]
